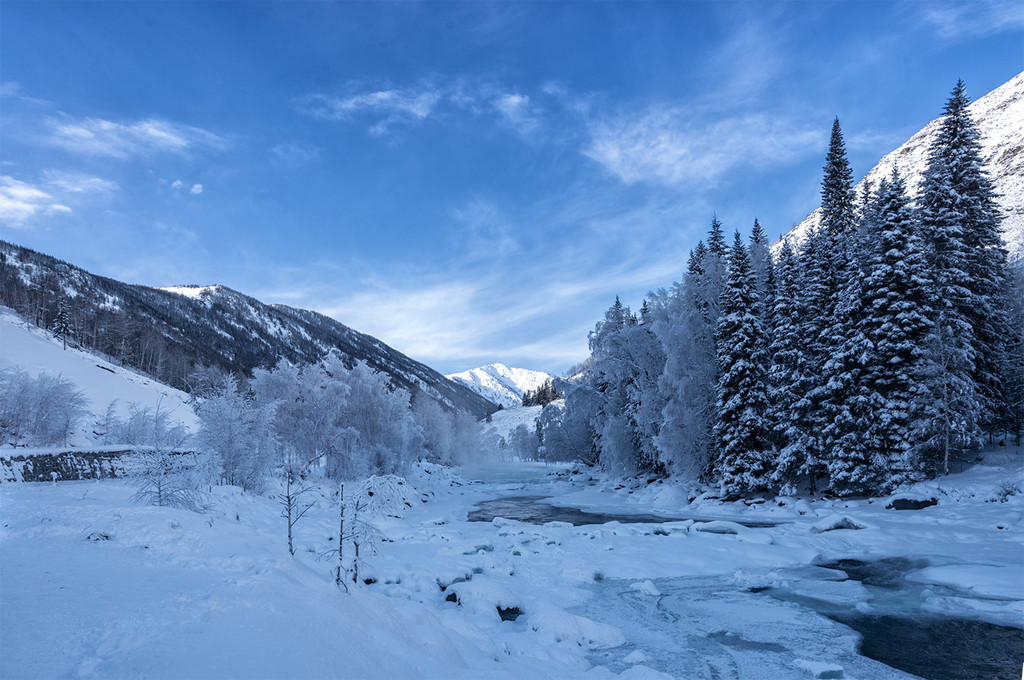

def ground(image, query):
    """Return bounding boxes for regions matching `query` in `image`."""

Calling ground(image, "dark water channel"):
[467,495,778,527]
[785,558,1024,680]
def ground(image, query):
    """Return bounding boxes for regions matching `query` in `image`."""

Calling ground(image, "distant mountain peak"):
[447,363,554,408]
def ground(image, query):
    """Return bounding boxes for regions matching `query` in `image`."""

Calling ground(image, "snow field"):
[2,453,1021,679]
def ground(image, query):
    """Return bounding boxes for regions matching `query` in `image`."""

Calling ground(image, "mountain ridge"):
[0,240,498,419]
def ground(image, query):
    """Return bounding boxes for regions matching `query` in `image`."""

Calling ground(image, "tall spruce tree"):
[859,168,935,486]
[929,81,1008,434]
[713,232,771,495]
[918,80,1008,472]
[820,118,857,239]
[749,218,774,315]
[813,117,864,488]
[786,228,830,493]
[767,241,815,493]
[707,214,729,259]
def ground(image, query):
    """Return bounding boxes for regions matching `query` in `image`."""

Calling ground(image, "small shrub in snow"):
[126,403,209,512]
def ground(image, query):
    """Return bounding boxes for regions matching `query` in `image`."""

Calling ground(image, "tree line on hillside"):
[522,380,561,407]
[538,81,1024,497]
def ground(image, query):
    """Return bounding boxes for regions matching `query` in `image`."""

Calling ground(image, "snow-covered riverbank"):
[2,454,1021,679]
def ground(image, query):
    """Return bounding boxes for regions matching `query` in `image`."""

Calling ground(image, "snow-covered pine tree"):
[713,232,771,495]
[820,118,857,239]
[784,228,831,493]
[766,241,816,493]
[921,80,1010,439]
[749,218,774,317]
[707,215,728,259]
[818,225,875,496]
[858,167,935,488]
[52,298,73,351]
[809,117,865,489]
[918,80,1007,472]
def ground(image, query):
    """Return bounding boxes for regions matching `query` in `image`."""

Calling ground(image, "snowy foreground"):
[2,455,1022,679]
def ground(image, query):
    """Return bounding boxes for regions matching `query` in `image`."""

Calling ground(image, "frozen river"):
[459,463,1024,680]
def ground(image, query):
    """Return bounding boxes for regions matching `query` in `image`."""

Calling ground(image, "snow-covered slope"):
[482,404,546,441]
[0,241,497,419]
[781,71,1024,261]
[0,306,197,445]
[447,363,554,409]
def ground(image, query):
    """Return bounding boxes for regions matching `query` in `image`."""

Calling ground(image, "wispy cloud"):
[493,93,540,136]
[295,212,692,372]
[301,85,442,136]
[584,109,824,187]
[46,116,225,158]
[41,170,119,196]
[0,176,71,226]
[189,184,203,195]
[299,78,552,138]
[909,0,1023,39]
[0,172,120,228]
[450,198,521,260]
[271,142,322,166]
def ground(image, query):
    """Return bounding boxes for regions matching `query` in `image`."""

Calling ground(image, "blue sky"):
[1,1,1021,375]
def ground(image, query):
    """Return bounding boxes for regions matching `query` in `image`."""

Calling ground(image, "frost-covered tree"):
[336,361,421,477]
[197,375,278,493]
[278,444,321,556]
[508,423,538,461]
[251,356,353,478]
[414,393,482,467]
[713,232,771,494]
[655,223,729,481]
[413,396,455,465]
[540,384,600,465]
[343,474,410,585]
[586,293,668,475]
[0,369,89,447]
[129,403,206,511]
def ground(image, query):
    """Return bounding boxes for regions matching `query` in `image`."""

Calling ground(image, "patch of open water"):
[467,495,778,527]
[805,558,1024,680]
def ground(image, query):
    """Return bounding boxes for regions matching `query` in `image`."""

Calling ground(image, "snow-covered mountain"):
[781,71,1024,261]
[447,363,554,409]
[0,241,497,419]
